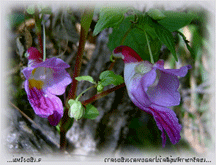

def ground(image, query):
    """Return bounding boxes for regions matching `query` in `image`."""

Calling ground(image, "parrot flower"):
[22,47,72,126]
[113,45,191,147]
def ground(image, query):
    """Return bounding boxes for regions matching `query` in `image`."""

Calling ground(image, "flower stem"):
[76,85,96,101]
[34,7,43,55]
[42,21,46,61]
[144,30,154,64]
[60,7,94,152]
[82,83,126,106]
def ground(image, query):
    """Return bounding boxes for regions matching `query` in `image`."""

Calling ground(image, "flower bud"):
[68,99,85,120]
[97,82,104,92]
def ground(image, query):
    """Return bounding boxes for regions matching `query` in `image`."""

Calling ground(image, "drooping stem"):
[144,30,154,64]
[60,7,94,151]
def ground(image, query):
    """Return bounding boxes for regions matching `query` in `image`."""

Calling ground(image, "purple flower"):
[22,47,72,126]
[113,45,191,147]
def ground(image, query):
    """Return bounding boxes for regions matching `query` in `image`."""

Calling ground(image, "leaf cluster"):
[93,7,195,62]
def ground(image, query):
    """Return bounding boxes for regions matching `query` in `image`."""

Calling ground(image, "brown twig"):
[82,83,126,106]
[60,7,94,151]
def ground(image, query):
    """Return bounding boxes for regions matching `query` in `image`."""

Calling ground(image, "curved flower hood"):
[113,45,191,147]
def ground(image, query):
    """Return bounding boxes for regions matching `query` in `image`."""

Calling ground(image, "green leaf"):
[83,104,99,120]
[147,9,166,20]
[153,22,178,61]
[99,71,124,86]
[176,30,195,58]
[108,15,161,62]
[93,6,128,36]
[75,76,96,84]
[158,11,195,32]
[62,117,74,132]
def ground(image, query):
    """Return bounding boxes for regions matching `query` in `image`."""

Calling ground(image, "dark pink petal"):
[45,69,72,95]
[48,111,63,126]
[147,71,181,107]
[141,104,182,147]
[25,84,63,118]
[113,45,143,63]
[27,47,43,60]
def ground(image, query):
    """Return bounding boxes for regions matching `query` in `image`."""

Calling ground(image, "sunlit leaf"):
[83,104,99,120]
[93,6,128,36]
[99,70,124,86]
[75,76,96,84]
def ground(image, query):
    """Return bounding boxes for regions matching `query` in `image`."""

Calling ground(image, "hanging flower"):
[113,45,191,147]
[22,47,72,126]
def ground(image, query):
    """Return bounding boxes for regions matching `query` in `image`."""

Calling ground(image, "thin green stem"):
[76,85,96,101]
[42,21,46,61]
[144,30,154,64]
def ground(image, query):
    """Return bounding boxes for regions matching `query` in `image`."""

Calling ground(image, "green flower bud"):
[97,82,104,92]
[68,99,85,120]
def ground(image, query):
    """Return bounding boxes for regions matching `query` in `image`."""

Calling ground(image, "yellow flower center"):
[28,67,53,90]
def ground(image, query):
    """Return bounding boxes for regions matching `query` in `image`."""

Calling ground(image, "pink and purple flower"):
[22,47,72,126]
[113,45,191,147]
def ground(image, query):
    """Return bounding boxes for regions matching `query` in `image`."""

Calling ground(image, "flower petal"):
[147,71,181,107]
[46,69,72,95]
[22,67,34,80]
[25,82,63,118]
[129,72,155,108]
[156,65,192,77]
[147,104,182,147]
[48,111,63,126]
[35,57,70,69]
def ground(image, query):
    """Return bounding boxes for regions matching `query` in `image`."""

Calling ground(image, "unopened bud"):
[97,82,104,92]
[68,99,85,120]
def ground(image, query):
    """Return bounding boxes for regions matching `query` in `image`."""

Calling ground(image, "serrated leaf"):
[108,15,160,62]
[93,7,128,36]
[75,76,96,84]
[99,71,124,86]
[83,104,99,120]
[153,22,178,61]
[158,11,195,32]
